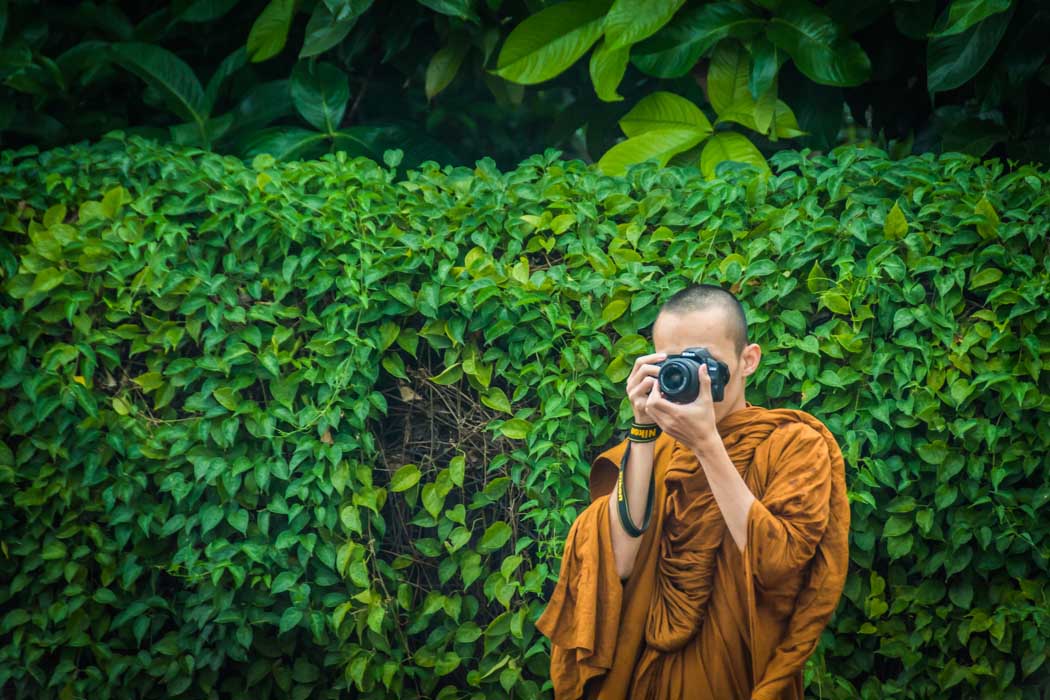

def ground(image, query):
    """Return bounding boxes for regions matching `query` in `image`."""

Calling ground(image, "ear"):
[739,343,761,377]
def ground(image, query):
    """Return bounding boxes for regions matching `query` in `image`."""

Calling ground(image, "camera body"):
[655,347,731,403]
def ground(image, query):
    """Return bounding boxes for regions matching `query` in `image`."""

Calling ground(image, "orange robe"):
[535,403,850,700]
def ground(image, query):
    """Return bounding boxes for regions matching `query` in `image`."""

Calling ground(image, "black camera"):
[655,347,731,403]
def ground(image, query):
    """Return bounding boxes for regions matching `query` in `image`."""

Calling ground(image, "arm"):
[607,439,654,580]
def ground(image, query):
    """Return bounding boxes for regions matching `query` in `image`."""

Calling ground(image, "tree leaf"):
[884,202,908,239]
[928,0,1011,38]
[291,61,350,133]
[598,127,707,176]
[602,0,686,50]
[278,606,303,634]
[492,0,611,84]
[390,464,421,492]
[478,521,512,553]
[618,90,712,137]
[426,36,470,100]
[588,37,630,102]
[242,127,331,160]
[498,418,532,440]
[300,1,372,58]
[110,43,207,126]
[632,1,764,78]
[767,0,871,86]
[699,131,768,179]
[247,0,297,63]
[418,0,479,23]
[926,4,1013,93]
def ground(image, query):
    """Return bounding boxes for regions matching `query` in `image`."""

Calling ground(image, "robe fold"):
[535,402,850,700]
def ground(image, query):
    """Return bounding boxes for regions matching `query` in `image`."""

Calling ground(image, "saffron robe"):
[535,403,850,700]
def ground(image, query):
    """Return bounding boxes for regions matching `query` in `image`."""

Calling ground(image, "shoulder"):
[766,418,830,462]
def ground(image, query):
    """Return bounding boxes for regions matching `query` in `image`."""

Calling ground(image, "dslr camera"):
[655,347,731,403]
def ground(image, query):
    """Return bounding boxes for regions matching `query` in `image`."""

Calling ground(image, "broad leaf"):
[589,37,630,102]
[928,0,1011,38]
[598,127,707,176]
[699,131,768,179]
[110,43,206,126]
[426,36,470,100]
[492,0,611,84]
[301,1,372,58]
[291,61,350,132]
[631,1,763,78]
[247,0,296,63]
[767,0,871,86]
[618,91,712,137]
[927,5,1013,93]
[602,0,686,50]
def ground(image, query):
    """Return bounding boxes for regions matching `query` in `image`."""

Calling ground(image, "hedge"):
[1,133,1048,700]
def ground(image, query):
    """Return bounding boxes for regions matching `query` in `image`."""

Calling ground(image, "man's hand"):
[645,363,719,454]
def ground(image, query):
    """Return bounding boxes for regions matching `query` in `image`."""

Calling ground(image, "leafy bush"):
[1,134,1049,700]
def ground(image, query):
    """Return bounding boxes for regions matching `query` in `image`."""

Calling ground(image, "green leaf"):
[928,0,1011,38]
[422,483,445,519]
[699,132,768,179]
[927,5,1013,93]
[974,195,999,239]
[598,127,707,177]
[111,43,207,127]
[426,36,470,100]
[434,650,461,676]
[478,521,513,554]
[588,38,630,102]
[492,0,611,84]
[291,61,350,133]
[498,418,532,440]
[618,91,712,137]
[748,37,785,99]
[884,202,908,239]
[820,291,851,315]
[707,39,778,133]
[247,0,297,63]
[419,0,479,22]
[300,1,372,58]
[390,464,421,492]
[602,0,686,50]
[632,2,763,78]
[767,0,871,86]
[242,127,331,160]
[278,606,303,634]
[201,504,224,534]
[272,571,299,594]
[480,387,512,414]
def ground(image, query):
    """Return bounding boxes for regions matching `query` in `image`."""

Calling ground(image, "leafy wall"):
[1,134,1048,700]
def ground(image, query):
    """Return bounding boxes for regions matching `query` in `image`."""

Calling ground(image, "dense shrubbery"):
[1,134,1048,700]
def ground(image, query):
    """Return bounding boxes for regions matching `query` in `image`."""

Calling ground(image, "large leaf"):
[589,38,630,102]
[426,36,470,100]
[492,0,611,84]
[598,127,707,176]
[300,1,371,58]
[707,40,784,135]
[110,43,207,127]
[219,80,296,141]
[618,91,712,137]
[247,0,296,63]
[928,0,1012,38]
[631,1,763,79]
[767,0,871,86]
[418,0,479,23]
[748,37,786,99]
[291,61,350,133]
[927,5,1014,93]
[602,0,686,50]
[699,131,768,179]
[241,127,331,160]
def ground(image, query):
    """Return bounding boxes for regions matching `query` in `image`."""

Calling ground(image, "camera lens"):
[662,364,686,391]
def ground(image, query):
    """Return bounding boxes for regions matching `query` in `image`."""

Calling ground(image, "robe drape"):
[535,402,850,700]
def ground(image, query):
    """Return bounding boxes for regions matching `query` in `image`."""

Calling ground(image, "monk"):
[535,283,850,700]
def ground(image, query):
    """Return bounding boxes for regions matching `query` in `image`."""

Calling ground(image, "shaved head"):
[655,284,749,357]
